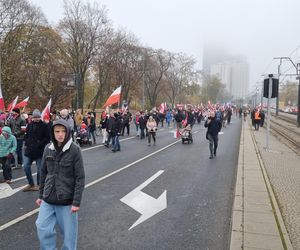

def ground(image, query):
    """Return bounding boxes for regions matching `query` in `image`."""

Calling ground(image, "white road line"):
[85,139,181,188]
[12,173,37,183]
[0,130,201,231]
[0,208,39,231]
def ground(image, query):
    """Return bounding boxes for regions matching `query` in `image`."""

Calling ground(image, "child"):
[0,126,17,183]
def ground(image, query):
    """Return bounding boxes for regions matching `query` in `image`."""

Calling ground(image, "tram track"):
[267,118,300,156]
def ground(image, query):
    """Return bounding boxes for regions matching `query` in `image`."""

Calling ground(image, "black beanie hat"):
[12,108,20,114]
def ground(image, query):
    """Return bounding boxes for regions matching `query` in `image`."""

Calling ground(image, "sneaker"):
[214,153,216,157]
[30,185,39,191]
[0,179,7,183]
[209,155,213,159]
[6,180,12,184]
[22,184,34,192]
[16,164,23,169]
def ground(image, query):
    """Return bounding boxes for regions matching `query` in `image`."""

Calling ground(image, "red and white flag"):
[159,103,165,113]
[41,98,51,121]
[14,96,29,109]
[103,86,122,108]
[0,85,5,111]
[7,96,19,112]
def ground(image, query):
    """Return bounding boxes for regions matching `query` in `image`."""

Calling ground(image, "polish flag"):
[41,98,51,121]
[14,96,29,109]
[159,103,165,113]
[103,86,122,108]
[7,96,19,112]
[0,85,5,111]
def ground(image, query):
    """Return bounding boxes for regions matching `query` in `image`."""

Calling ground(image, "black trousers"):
[148,132,156,144]
[0,157,12,181]
[122,124,130,136]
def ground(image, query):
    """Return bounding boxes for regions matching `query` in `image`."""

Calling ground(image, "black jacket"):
[138,116,147,129]
[24,120,50,159]
[39,119,85,207]
[204,117,222,136]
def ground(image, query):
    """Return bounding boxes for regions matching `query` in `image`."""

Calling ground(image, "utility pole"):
[276,61,281,116]
[274,57,300,127]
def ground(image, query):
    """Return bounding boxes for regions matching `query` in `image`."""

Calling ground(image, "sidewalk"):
[230,121,293,250]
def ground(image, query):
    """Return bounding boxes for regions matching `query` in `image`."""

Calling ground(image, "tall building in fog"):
[203,44,250,100]
[202,43,229,74]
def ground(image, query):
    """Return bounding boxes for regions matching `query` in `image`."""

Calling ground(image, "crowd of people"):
[0,102,242,249]
[0,104,240,185]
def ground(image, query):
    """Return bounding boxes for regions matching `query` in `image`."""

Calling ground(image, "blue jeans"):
[23,156,42,186]
[112,135,120,151]
[36,201,78,250]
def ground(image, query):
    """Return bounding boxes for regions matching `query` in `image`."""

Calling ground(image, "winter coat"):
[0,126,17,157]
[146,120,157,132]
[39,119,85,207]
[7,115,26,139]
[204,117,222,136]
[100,117,108,129]
[138,116,147,129]
[24,120,50,159]
[166,112,172,123]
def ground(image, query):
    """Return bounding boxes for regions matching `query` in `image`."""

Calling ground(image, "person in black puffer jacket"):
[204,111,222,159]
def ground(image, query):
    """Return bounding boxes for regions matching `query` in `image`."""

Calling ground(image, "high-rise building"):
[203,44,250,100]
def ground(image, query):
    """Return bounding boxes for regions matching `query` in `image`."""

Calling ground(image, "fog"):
[30,0,300,91]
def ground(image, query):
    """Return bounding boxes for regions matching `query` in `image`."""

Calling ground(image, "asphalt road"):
[0,117,242,250]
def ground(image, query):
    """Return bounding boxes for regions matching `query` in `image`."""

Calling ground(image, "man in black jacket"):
[204,111,222,159]
[23,109,50,191]
[35,119,85,250]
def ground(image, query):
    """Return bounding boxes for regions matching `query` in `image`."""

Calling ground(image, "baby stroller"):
[181,124,193,144]
[76,124,92,146]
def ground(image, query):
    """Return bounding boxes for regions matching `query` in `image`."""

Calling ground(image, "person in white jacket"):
[146,116,157,146]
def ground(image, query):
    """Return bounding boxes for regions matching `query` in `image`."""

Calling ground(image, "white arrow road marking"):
[0,183,26,199]
[120,170,167,230]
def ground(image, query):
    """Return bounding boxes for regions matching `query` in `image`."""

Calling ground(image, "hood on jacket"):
[2,126,12,135]
[51,119,71,149]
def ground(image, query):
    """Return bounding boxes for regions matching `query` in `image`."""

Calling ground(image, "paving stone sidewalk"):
[252,123,300,249]
[230,121,293,250]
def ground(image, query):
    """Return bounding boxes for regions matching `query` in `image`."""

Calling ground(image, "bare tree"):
[165,53,196,106]
[113,30,143,107]
[0,0,46,101]
[144,48,172,108]
[58,0,109,110]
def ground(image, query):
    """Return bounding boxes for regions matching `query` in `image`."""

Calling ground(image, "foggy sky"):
[30,0,300,92]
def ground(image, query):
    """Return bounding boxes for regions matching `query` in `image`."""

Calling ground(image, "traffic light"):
[263,78,279,98]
